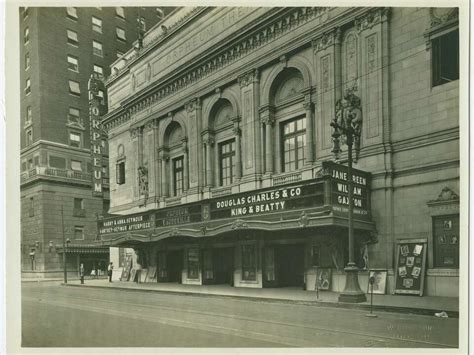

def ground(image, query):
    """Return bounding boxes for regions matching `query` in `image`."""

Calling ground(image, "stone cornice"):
[103,7,334,131]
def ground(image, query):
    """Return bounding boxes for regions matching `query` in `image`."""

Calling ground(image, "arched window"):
[268,68,307,173]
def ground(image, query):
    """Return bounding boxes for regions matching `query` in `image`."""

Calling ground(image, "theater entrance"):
[157,249,183,283]
[202,247,234,285]
[263,244,305,288]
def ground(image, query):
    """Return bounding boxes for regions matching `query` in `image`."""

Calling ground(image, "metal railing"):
[272,172,302,186]
[21,166,92,184]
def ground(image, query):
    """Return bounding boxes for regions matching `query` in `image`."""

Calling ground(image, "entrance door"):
[157,251,168,282]
[263,246,277,287]
[276,244,305,287]
[167,250,183,283]
[202,249,214,285]
[214,247,234,285]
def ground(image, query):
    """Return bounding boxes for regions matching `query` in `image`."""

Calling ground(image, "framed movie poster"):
[120,254,133,281]
[316,268,332,290]
[367,270,387,294]
[394,238,427,296]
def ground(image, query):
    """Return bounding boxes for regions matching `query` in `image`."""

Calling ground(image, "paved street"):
[22,281,458,348]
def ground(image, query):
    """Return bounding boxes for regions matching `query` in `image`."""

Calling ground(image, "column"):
[204,136,214,187]
[160,151,169,198]
[303,97,314,164]
[232,116,242,180]
[182,137,189,191]
[264,117,275,174]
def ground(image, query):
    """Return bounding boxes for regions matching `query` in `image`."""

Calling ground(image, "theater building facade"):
[100,7,460,296]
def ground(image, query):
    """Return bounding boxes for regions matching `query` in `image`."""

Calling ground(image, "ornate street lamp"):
[331,87,366,303]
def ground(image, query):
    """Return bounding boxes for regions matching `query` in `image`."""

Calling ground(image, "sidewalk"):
[64,279,459,318]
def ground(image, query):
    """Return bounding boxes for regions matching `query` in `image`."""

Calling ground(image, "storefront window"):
[433,215,459,268]
[241,244,257,281]
[187,248,200,279]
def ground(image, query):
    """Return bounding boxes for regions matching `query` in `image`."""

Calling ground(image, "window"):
[92,40,103,57]
[241,244,257,281]
[26,129,33,146]
[219,139,235,186]
[281,117,306,172]
[93,64,103,77]
[67,29,78,46]
[433,215,459,268]
[25,53,30,70]
[26,106,32,123]
[66,7,77,20]
[173,156,184,196]
[74,198,84,210]
[24,27,29,44]
[25,78,31,95]
[116,27,126,41]
[49,155,66,169]
[74,226,84,240]
[116,50,124,58]
[29,197,34,217]
[67,55,79,72]
[432,29,459,87]
[69,132,81,147]
[68,107,80,123]
[73,200,84,218]
[116,161,125,184]
[71,160,82,171]
[103,200,110,215]
[68,80,80,96]
[186,248,200,279]
[92,16,102,33]
[138,17,146,32]
[115,7,125,18]
[28,158,33,169]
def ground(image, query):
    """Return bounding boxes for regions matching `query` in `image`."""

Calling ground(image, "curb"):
[63,283,459,319]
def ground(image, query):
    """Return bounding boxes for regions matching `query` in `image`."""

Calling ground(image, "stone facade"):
[102,7,459,296]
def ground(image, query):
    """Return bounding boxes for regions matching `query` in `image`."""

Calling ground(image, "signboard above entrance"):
[98,161,372,236]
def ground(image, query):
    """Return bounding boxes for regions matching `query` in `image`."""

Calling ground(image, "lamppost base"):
[338,264,367,303]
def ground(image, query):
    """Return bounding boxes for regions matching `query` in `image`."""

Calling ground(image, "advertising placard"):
[394,238,427,296]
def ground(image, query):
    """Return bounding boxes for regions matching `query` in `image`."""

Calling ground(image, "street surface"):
[22,281,458,348]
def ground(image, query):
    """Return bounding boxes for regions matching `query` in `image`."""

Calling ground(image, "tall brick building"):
[19,7,174,278]
[99,7,460,297]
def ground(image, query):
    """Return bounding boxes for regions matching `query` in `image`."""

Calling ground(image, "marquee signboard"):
[210,182,325,220]
[322,161,371,219]
[99,213,152,235]
[98,161,372,236]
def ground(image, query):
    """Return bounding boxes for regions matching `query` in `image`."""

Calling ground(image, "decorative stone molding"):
[298,211,309,227]
[137,166,149,200]
[129,126,143,139]
[185,98,201,112]
[424,8,458,50]
[260,116,276,126]
[238,69,259,87]
[355,7,391,33]
[312,27,341,53]
[231,219,248,230]
[232,127,241,136]
[429,8,458,28]
[427,186,459,205]
[104,7,332,131]
[202,136,215,146]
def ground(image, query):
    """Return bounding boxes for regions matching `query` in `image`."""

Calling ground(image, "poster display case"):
[394,238,427,296]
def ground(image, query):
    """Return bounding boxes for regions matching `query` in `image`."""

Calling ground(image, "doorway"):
[270,244,305,287]
[157,249,183,283]
[202,247,234,285]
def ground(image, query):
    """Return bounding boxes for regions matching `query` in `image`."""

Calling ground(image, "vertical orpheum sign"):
[88,74,107,197]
